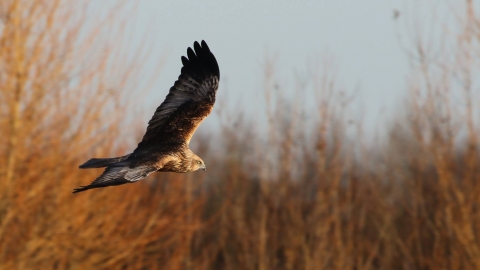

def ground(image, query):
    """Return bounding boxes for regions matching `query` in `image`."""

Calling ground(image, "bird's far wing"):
[74,156,177,193]
[137,40,220,149]
[72,163,157,193]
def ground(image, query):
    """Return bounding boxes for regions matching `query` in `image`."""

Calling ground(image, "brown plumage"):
[74,40,220,193]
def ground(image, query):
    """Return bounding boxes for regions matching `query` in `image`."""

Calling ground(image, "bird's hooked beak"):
[201,164,206,171]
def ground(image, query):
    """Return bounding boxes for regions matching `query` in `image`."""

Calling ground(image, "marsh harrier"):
[74,40,219,193]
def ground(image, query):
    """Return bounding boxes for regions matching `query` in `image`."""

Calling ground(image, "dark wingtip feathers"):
[181,40,220,79]
[193,41,202,54]
[187,47,196,60]
[181,56,188,66]
[72,185,111,193]
[72,186,89,193]
[201,40,210,52]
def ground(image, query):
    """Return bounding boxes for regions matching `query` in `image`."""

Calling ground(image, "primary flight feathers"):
[75,40,219,193]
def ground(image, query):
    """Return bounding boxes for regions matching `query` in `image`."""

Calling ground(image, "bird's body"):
[74,40,219,193]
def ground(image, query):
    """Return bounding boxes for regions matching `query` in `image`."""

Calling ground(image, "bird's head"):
[190,155,206,172]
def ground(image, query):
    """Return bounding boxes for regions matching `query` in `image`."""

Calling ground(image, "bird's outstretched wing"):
[73,163,158,193]
[137,40,220,150]
[74,156,177,193]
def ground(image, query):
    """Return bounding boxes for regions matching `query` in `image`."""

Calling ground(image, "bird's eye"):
[197,161,202,165]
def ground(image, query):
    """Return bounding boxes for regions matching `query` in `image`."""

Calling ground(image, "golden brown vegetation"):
[0,0,479,269]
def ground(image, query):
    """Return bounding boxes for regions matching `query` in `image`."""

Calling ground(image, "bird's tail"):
[79,154,131,169]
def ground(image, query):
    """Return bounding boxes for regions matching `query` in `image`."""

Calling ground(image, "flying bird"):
[74,40,219,193]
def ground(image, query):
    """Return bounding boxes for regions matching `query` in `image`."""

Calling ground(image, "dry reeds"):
[0,0,479,269]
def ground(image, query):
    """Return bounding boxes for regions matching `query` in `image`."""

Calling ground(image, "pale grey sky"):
[123,0,459,137]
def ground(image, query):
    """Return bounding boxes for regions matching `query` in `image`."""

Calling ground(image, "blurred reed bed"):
[0,0,479,269]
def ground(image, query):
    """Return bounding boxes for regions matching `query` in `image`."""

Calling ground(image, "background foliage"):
[0,1,479,269]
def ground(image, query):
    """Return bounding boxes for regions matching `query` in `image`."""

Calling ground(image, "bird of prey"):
[74,40,219,193]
